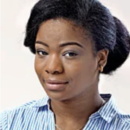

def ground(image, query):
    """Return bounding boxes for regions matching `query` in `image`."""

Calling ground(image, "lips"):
[44,79,69,91]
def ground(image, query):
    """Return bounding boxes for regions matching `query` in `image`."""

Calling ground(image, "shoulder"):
[0,97,49,130]
[117,111,130,123]
[114,110,130,129]
[100,94,130,129]
[0,99,37,115]
[0,99,39,117]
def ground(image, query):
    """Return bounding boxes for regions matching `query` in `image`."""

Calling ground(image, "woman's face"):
[35,18,102,101]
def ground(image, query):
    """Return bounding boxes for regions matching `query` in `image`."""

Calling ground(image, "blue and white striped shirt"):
[0,94,130,130]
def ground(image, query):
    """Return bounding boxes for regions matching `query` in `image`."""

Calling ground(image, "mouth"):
[44,79,69,91]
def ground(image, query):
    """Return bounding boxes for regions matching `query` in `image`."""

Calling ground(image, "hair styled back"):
[24,0,130,75]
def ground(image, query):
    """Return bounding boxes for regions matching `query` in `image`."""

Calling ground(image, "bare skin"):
[34,18,109,130]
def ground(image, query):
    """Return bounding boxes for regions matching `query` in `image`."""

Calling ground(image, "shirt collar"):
[33,94,118,123]
[33,95,49,108]
[97,94,118,123]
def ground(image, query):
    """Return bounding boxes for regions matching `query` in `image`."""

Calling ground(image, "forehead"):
[36,18,93,49]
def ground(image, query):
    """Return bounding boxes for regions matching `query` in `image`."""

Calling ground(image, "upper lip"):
[45,79,68,84]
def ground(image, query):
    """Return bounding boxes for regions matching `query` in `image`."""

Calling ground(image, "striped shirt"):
[0,94,130,130]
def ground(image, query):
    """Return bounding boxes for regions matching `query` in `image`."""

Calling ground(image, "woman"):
[1,0,130,129]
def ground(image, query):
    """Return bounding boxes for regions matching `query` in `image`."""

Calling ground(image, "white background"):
[1,0,130,113]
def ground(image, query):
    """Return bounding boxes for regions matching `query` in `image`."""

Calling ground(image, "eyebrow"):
[35,41,85,49]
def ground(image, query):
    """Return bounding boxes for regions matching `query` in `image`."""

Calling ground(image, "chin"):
[46,91,72,102]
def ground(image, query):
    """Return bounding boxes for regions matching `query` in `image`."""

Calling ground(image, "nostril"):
[45,70,59,74]
[45,70,49,73]
[53,70,59,74]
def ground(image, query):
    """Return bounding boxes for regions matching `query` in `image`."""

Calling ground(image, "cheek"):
[34,57,43,78]
[34,57,38,73]
[66,58,98,85]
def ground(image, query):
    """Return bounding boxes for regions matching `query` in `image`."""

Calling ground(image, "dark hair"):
[24,0,130,75]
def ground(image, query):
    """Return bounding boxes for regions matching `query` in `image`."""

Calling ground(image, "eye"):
[36,50,48,56]
[64,52,78,58]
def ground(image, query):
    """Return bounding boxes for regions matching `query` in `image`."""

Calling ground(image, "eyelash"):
[36,50,48,56]
[36,50,78,58]
[63,51,78,57]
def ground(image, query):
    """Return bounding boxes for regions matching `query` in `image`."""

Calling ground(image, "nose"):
[45,54,64,74]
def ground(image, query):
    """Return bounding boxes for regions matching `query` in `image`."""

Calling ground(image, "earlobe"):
[98,65,104,73]
[97,49,109,72]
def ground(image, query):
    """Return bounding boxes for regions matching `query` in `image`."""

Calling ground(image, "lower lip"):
[45,82,68,91]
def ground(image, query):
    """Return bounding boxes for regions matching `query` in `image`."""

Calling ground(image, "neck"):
[50,90,104,122]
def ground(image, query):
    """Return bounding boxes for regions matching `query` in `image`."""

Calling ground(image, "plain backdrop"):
[1,0,130,113]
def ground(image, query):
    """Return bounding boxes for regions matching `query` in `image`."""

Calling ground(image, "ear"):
[97,49,109,72]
